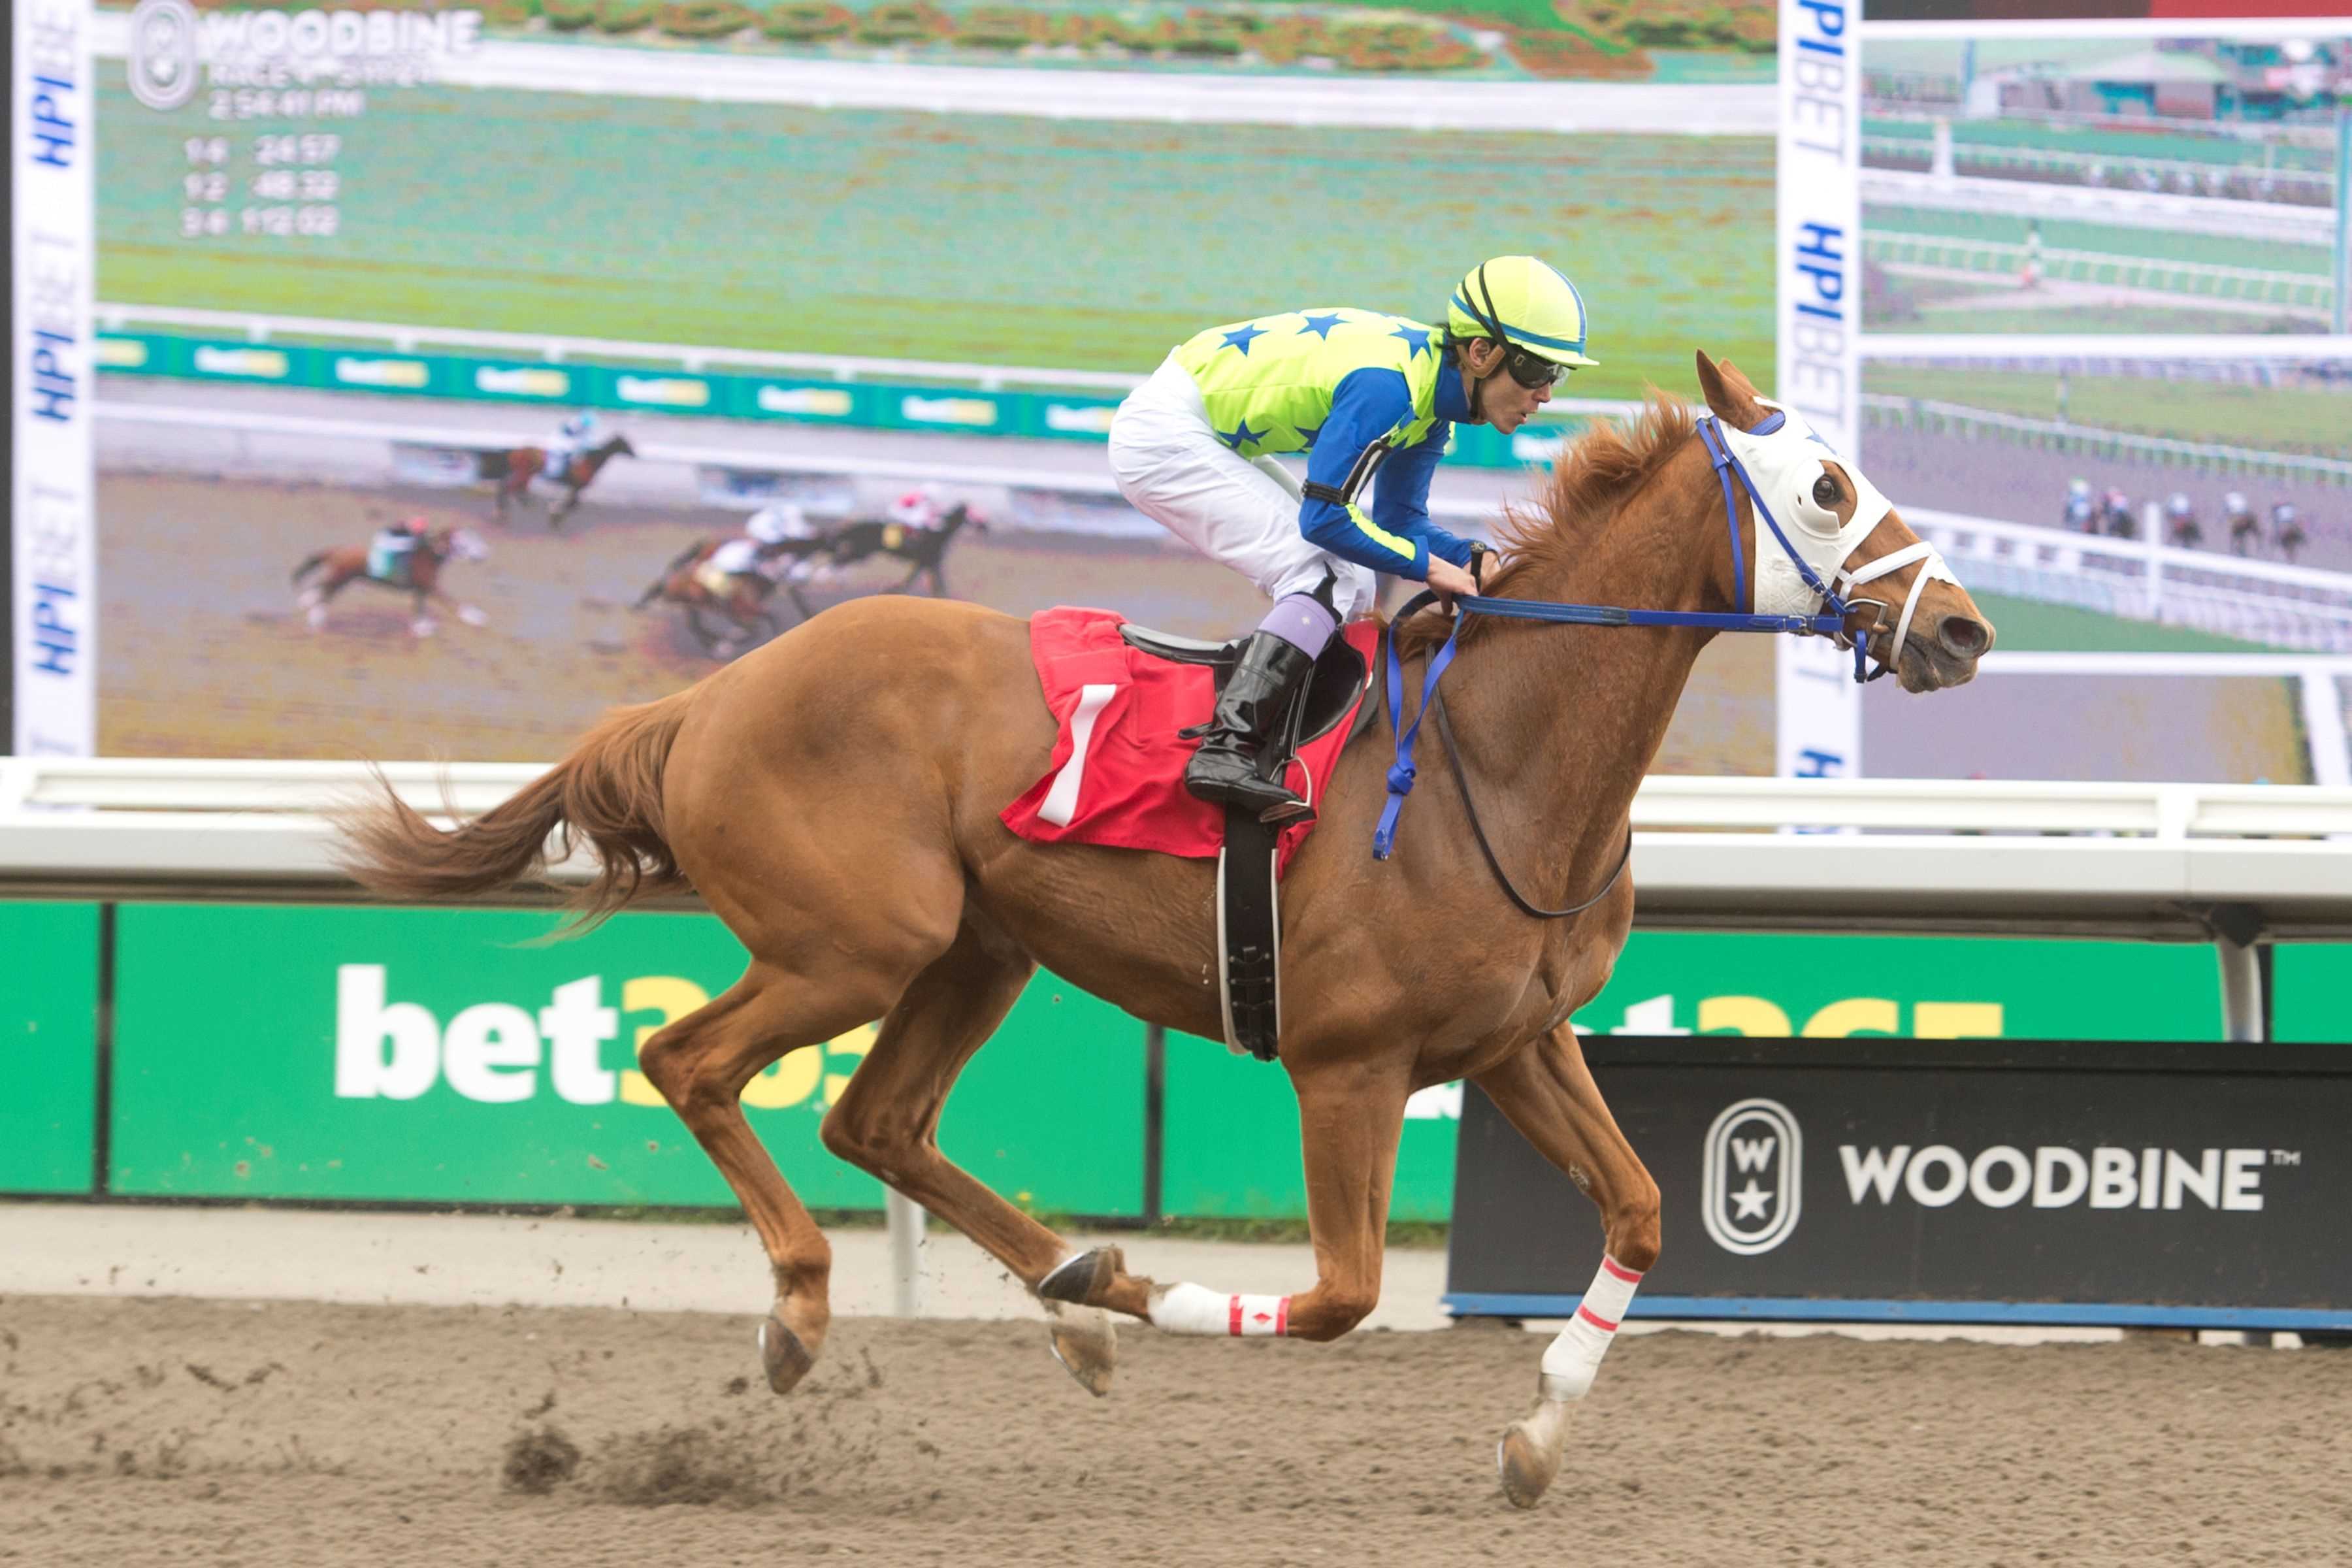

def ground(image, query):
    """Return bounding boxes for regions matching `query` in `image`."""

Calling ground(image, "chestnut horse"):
[293,524,490,638]
[477,433,636,526]
[341,355,1994,1507]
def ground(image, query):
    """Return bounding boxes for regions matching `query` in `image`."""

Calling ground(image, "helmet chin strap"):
[1462,341,1499,425]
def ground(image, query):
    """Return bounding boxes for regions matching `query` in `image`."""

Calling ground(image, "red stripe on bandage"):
[1576,1304,1620,1333]
[1228,1295,1243,1336]
[1600,1256,1644,1284]
[1275,1297,1290,1336]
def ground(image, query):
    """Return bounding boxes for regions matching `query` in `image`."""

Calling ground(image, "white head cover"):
[1715,398,1955,668]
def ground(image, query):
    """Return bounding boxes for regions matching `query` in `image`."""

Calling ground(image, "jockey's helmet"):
[1446,256,1597,384]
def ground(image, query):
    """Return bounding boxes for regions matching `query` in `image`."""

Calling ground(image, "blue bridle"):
[1371,412,1884,860]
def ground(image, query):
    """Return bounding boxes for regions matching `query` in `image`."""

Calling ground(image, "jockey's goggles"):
[1501,346,1566,390]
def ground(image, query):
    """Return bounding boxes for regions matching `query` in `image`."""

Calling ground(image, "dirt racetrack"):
[3,1295,2347,1567]
[97,473,1774,774]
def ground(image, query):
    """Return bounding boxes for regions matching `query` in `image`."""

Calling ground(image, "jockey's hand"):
[1425,555,1479,606]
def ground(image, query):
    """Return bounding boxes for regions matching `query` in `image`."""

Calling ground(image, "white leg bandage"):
[1148,1281,1290,1337]
[1537,1255,1643,1402]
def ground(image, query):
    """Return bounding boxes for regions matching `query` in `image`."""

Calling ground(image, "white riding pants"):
[1108,354,1378,620]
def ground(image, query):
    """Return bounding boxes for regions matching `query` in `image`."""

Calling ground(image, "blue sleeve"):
[1298,367,1430,580]
[1371,424,1475,572]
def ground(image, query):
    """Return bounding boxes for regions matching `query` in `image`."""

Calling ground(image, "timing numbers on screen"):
[186,137,231,165]
[181,206,231,237]
[184,171,229,202]
[240,204,341,237]
[251,169,340,200]
[253,133,342,166]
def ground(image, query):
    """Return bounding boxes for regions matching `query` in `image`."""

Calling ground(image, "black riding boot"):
[1184,631,1316,820]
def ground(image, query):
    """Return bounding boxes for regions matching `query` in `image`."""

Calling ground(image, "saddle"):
[1118,623,1372,1063]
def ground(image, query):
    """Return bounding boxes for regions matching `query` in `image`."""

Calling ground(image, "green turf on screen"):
[97,84,1772,399]
[1867,368,2352,457]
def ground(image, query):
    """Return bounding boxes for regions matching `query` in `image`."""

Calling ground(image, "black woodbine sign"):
[1445,1038,2352,1331]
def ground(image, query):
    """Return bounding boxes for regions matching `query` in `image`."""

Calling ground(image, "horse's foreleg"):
[1471,1024,1661,1509]
[816,925,1129,1392]
[427,585,487,628]
[1041,1058,1410,1348]
[551,485,580,528]
[640,966,892,1395]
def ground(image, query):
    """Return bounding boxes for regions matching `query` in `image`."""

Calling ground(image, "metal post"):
[2217,938,2264,1043]
[2335,102,2349,338]
[1143,1024,1166,1227]
[886,1188,926,1317]
[1931,117,1954,180]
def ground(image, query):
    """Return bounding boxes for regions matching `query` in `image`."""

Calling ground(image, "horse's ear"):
[1695,350,1764,429]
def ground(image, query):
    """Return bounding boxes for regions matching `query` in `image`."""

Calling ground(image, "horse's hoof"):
[1043,1301,1117,1398]
[1037,1246,1124,1307]
[758,1314,815,1396]
[1496,1401,1570,1509]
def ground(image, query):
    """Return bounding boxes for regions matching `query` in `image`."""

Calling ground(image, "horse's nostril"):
[1937,616,1991,660]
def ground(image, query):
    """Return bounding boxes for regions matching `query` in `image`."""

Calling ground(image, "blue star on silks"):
[1221,321,1269,356]
[1217,416,1268,453]
[1389,321,1435,359]
[1296,312,1344,340]
[1293,417,1323,447]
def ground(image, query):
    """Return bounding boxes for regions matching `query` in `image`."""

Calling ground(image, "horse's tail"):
[338,686,697,931]
[291,549,331,585]
[476,448,513,480]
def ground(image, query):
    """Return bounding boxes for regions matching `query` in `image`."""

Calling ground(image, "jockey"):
[888,485,949,532]
[707,502,812,582]
[368,514,427,584]
[544,408,601,482]
[1109,255,1594,818]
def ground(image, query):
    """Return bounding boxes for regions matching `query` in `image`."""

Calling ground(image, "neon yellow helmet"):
[1448,255,1598,374]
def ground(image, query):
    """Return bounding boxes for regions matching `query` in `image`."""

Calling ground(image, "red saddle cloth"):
[1000,608,1379,874]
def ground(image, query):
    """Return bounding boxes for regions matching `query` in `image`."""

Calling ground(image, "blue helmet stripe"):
[1450,287,1587,355]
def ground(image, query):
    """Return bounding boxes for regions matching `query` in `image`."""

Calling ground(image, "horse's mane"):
[1394,389,1695,655]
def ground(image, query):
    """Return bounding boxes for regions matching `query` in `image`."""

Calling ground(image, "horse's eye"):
[1812,474,1840,509]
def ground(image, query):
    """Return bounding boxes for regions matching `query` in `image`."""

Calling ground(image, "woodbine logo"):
[1839,1143,2268,1214]
[1704,1099,2276,1257]
[128,0,484,110]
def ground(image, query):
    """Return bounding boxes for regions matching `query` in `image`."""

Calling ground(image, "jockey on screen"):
[889,485,950,532]
[545,408,601,482]
[1108,255,1594,819]
[705,503,813,584]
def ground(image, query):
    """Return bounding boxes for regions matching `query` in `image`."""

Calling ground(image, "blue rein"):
[1371,412,1872,860]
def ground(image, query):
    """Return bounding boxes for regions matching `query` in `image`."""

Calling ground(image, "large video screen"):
[88,0,1782,765]
[57,3,2352,785]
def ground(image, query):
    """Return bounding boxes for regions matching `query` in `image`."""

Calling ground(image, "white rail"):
[1861,333,2352,361]
[1862,395,2352,487]
[92,399,1508,524]
[1865,230,2333,312]
[1861,169,2336,246]
[5,760,2349,935]
[83,10,1778,135]
[1904,506,2352,654]
[1860,134,2337,201]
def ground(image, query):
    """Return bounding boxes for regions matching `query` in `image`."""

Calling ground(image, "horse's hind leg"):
[1036,1058,1412,1349]
[638,965,902,1394]
[818,922,1120,1394]
[1471,1024,1661,1509]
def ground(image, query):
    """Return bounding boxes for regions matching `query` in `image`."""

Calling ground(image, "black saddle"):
[1118,622,1369,747]
[1116,621,1374,1064]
